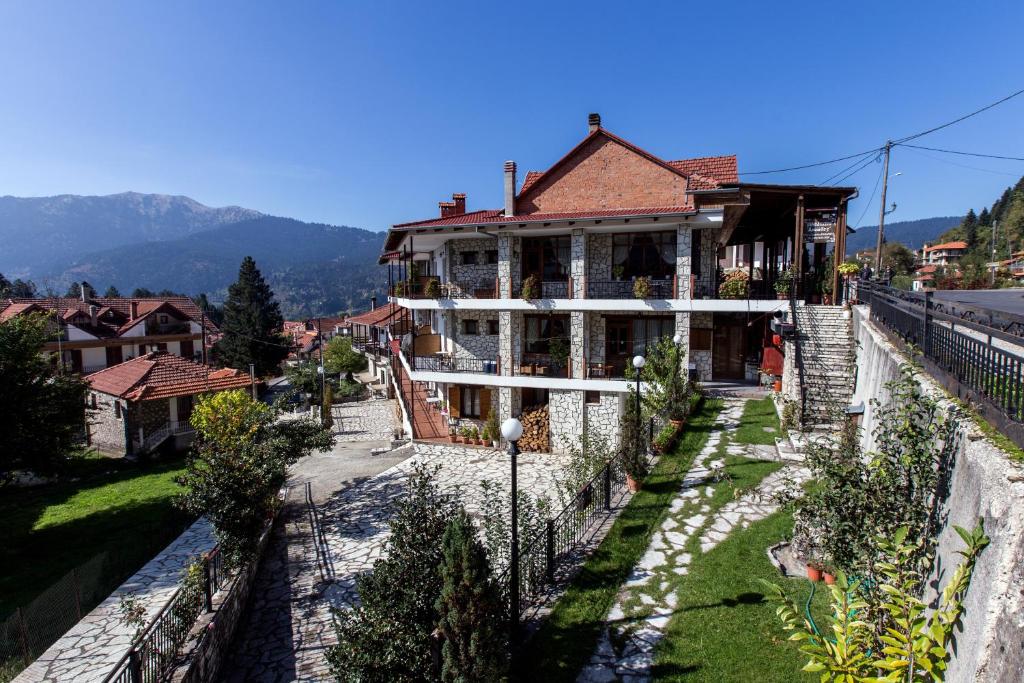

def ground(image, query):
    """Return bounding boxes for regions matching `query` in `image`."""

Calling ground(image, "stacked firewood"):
[518,404,550,453]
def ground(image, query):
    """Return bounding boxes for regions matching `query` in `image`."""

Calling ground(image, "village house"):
[378,113,855,449]
[0,290,214,374]
[921,240,968,266]
[85,351,252,456]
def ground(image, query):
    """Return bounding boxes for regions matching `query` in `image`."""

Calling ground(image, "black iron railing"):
[857,281,1024,447]
[104,549,226,683]
[412,355,499,374]
[587,279,674,299]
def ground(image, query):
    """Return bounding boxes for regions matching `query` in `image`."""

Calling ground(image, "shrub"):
[521,274,540,300]
[478,478,550,574]
[891,274,914,290]
[653,423,677,452]
[322,384,334,430]
[557,432,613,507]
[718,270,749,299]
[620,390,650,481]
[632,276,652,299]
[424,278,440,299]
[774,267,794,295]
[485,408,500,445]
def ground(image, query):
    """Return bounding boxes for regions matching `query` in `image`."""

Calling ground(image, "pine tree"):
[104,285,122,298]
[978,207,991,226]
[436,510,509,682]
[963,209,978,249]
[215,256,289,377]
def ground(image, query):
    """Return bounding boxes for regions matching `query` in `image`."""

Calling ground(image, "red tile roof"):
[87,351,251,401]
[924,241,968,252]
[390,206,695,230]
[667,155,739,184]
[0,297,216,337]
[348,302,402,327]
[520,171,544,194]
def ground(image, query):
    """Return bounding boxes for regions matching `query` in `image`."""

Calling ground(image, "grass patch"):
[734,397,781,446]
[652,511,828,682]
[0,453,194,617]
[518,398,722,682]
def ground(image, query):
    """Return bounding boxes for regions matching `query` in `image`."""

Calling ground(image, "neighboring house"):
[85,351,252,456]
[912,264,940,291]
[922,241,968,266]
[0,292,215,374]
[379,113,856,450]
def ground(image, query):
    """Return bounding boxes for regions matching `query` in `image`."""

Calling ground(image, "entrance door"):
[605,319,631,377]
[712,314,746,380]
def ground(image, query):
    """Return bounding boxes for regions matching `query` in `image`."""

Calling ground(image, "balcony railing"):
[514,353,570,378]
[586,278,674,299]
[411,355,500,374]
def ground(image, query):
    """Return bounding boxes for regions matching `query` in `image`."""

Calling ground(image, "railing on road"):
[856,281,1024,448]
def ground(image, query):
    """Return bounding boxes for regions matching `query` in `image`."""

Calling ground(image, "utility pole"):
[874,141,892,276]
[991,220,999,287]
[317,317,326,405]
[200,309,208,365]
[249,363,257,400]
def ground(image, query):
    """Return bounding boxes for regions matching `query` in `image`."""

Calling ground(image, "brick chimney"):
[439,201,456,217]
[588,112,601,133]
[130,301,139,320]
[452,193,466,215]
[504,161,517,216]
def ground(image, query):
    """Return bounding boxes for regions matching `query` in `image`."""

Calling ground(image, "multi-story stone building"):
[379,114,856,450]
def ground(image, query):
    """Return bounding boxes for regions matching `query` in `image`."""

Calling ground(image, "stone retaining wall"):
[852,305,1024,683]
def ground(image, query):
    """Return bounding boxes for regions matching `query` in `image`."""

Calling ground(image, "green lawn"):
[652,511,828,682]
[0,452,195,618]
[734,396,781,446]
[518,398,722,682]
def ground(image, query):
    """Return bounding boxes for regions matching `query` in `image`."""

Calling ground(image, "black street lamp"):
[500,416,524,644]
[633,354,646,448]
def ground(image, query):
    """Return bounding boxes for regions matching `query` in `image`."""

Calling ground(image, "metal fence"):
[856,281,1024,448]
[103,549,227,683]
[499,448,636,619]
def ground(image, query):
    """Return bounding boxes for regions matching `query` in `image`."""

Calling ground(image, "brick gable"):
[516,134,689,215]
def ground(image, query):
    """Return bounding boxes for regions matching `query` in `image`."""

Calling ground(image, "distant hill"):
[845,216,963,255]
[0,192,260,277]
[50,215,387,318]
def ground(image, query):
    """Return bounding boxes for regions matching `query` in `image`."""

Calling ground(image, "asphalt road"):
[932,288,1024,317]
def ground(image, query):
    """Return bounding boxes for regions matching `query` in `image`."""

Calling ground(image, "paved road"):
[221,407,410,682]
[933,288,1024,316]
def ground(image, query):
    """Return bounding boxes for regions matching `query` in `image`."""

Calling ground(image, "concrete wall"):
[852,305,1024,683]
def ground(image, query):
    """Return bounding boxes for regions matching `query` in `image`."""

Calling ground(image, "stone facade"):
[587,233,613,282]
[584,391,621,449]
[88,391,128,454]
[675,225,693,298]
[690,311,713,381]
[571,311,586,379]
[549,389,583,453]
[450,311,499,360]
[446,238,499,293]
[571,229,586,298]
[588,314,607,365]
[693,227,721,298]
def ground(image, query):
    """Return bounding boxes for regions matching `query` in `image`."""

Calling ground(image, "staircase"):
[394,361,449,440]
[791,305,855,431]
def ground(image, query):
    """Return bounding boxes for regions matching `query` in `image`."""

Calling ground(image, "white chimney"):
[504,161,517,216]
[80,282,88,302]
[89,305,98,327]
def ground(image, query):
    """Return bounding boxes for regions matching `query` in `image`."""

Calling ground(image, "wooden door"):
[605,319,631,377]
[712,315,746,380]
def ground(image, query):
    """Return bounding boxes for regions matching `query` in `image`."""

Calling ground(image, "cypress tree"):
[436,509,509,682]
[978,207,991,227]
[215,256,289,376]
[963,209,978,249]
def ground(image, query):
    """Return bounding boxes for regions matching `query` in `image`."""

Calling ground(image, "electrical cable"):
[852,163,885,229]
[817,150,880,185]
[739,147,884,176]
[830,153,880,187]
[895,143,1024,161]
[893,87,1024,144]
[900,146,1021,177]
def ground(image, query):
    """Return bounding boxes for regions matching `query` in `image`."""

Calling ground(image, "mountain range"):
[0,193,386,318]
[845,216,963,255]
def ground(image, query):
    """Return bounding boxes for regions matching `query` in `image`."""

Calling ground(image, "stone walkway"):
[578,399,809,683]
[332,398,397,442]
[16,520,217,683]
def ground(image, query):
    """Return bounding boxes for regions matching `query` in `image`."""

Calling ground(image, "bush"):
[653,424,677,452]
[424,278,441,299]
[521,274,540,300]
[718,270,749,299]
[773,267,794,295]
[890,274,913,290]
[620,391,650,481]
[557,432,613,507]
[632,276,652,299]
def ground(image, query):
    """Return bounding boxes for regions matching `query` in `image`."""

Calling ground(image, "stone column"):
[499,311,512,375]
[571,229,586,298]
[571,311,587,378]
[674,312,691,379]
[497,234,513,298]
[676,224,693,298]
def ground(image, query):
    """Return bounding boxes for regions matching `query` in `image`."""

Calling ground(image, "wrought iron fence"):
[103,549,227,683]
[412,355,499,374]
[586,279,673,299]
[857,281,1024,447]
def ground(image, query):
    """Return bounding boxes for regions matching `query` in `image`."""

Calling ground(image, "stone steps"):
[792,306,855,430]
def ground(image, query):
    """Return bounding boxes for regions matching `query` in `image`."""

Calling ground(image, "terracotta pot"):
[773,379,782,393]
[772,333,782,346]
[449,435,458,444]
[806,564,823,582]
[823,572,836,586]
[776,292,788,300]
[476,438,485,446]
[669,418,684,429]
[626,474,641,493]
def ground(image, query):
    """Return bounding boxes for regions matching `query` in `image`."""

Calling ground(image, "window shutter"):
[448,385,461,419]
[479,388,491,420]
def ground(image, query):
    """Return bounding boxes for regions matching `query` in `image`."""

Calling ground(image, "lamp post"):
[500,416,524,645]
[633,354,645,451]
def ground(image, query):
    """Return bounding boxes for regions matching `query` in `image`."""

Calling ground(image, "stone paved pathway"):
[578,399,809,683]
[332,398,398,442]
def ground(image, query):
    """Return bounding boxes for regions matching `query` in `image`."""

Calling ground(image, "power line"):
[829,153,880,187]
[893,87,1024,144]
[895,143,1024,161]
[739,147,884,176]
[852,163,885,229]
[818,150,880,185]
[901,145,1021,177]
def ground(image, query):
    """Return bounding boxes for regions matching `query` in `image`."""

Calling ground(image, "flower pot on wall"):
[773,379,782,393]
[806,564,823,582]
[823,571,836,586]
[626,474,641,493]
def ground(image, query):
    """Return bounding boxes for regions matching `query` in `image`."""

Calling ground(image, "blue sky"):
[1,0,1022,232]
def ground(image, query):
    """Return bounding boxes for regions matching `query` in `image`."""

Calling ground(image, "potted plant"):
[774,267,794,300]
[823,568,836,585]
[718,270,750,299]
[633,276,652,299]
[480,424,491,446]
[448,427,458,444]
[424,278,440,299]
[485,408,500,448]
[549,336,569,376]
[838,261,860,278]
[473,427,484,446]
[393,281,406,297]
[806,561,824,582]
[612,264,625,281]
[521,274,540,300]
[622,442,649,493]
[653,423,676,454]
[459,426,473,444]
[772,377,782,393]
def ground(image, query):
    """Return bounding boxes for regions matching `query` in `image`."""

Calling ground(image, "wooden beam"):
[832,199,848,302]
[794,195,805,297]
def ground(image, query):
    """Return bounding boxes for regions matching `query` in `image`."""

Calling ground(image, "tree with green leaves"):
[215,256,289,377]
[963,208,978,249]
[66,281,96,299]
[103,285,122,298]
[328,463,463,681]
[323,335,367,380]
[881,242,917,276]
[0,313,89,485]
[177,389,332,566]
[285,360,336,400]
[978,206,991,226]
[131,287,156,297]
[436,509,508,682]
